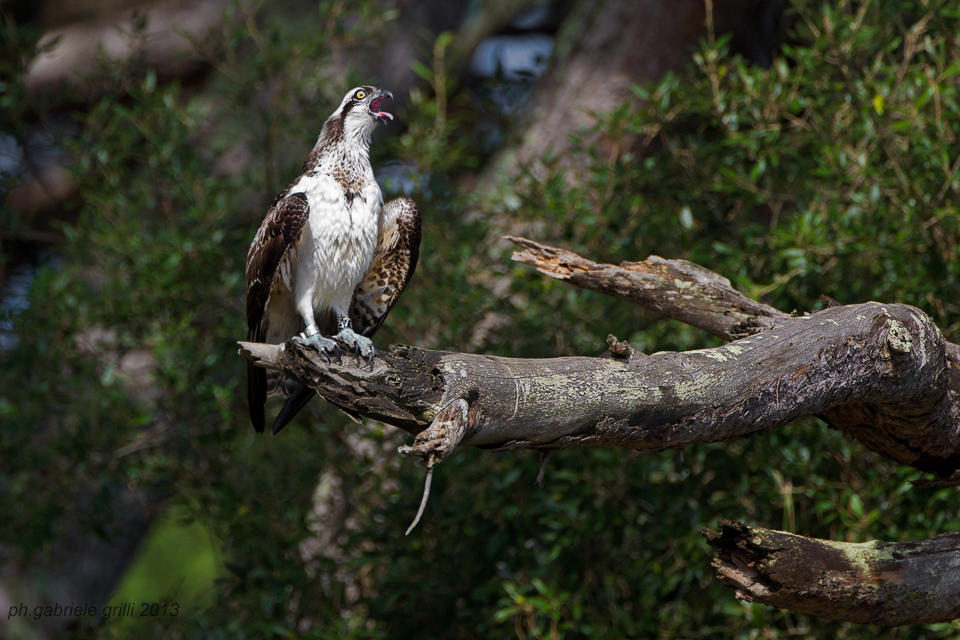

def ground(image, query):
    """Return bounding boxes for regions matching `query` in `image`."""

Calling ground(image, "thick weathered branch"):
[238,342,447,436]
[704,520,960,626]
[240,299,960,475]
[508,237,960,473]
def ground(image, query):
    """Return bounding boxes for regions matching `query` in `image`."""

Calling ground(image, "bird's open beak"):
[369,90,394,124]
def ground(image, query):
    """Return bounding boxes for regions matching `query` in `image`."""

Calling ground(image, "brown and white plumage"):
[246,192,311,433]
[350,196,421,337]
[245,86,420,434]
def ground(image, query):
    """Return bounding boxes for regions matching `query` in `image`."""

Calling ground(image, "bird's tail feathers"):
[272,382,316,434]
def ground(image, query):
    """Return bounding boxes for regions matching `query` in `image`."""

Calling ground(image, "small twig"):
[913,470,960,489]
[819,294,842,308]
[606,334,633,359]
[398,399,470,533]
[704,0,715,44]
[535,450,552,487]
[406,455,435,535]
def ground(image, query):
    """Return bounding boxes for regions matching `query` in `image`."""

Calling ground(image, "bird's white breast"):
[288,173,382,314]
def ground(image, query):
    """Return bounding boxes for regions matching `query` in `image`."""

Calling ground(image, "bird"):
[245,86,421,435]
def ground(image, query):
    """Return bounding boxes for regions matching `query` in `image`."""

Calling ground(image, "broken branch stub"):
[704,520,960,626]
[506,235,785,340]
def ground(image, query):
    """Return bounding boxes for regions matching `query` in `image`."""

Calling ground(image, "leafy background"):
[1,0,959,638]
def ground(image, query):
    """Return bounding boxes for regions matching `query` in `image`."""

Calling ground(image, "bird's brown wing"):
[246,192,310,433]
[350,196,421,338]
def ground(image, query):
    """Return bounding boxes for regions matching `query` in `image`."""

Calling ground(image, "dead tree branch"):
[238,236,960,625]
[239,238,960,474]
[240,296,959,472]
[506,235,785,340]
[704,520,960,626]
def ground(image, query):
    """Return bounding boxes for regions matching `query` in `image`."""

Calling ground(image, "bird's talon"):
[332,327,375,363]
[293,333,340,364]
[322,342,341,364]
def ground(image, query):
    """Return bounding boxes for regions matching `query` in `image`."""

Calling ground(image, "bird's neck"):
[307,117,373,177]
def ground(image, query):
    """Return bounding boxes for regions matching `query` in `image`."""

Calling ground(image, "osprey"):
[246,86,421,434]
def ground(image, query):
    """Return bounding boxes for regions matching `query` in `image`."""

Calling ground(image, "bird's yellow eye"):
[355,90,366,100]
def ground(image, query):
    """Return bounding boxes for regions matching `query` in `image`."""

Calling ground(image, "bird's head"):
[314,86,394,154]
[333,86,394,136]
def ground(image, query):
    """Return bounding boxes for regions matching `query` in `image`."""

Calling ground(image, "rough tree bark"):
[704,520,960,626]
[239,237,960,625]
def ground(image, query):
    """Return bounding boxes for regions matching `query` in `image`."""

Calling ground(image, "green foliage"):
[398,32,482,175]
[0,17,40,152]
[3,70,231,545]
[107,505,222,615]
[2,1,960,639]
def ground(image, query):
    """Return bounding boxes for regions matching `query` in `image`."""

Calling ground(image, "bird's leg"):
[332,315,375,363]
[292,323,341,363]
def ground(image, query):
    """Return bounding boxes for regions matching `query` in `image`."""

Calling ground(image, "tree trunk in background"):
[490,0,780,177]
[377,0,549,110]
